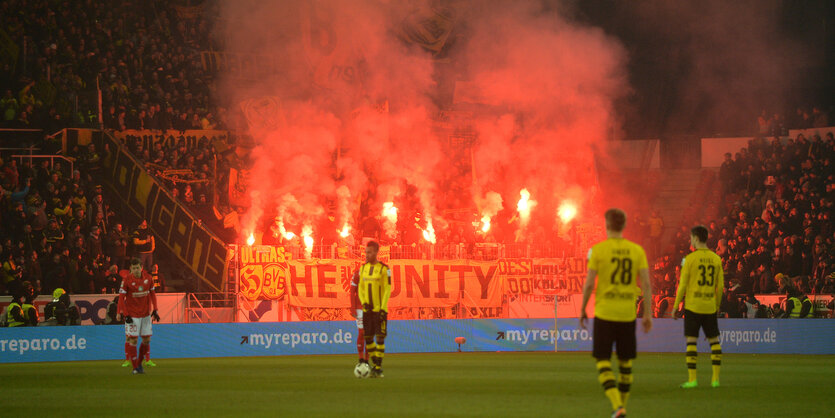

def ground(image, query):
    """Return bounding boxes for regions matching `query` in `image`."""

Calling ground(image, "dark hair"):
[604,208,626,232]
[130,257,142,266]
[366,241,380,250]
[691,225,709,243]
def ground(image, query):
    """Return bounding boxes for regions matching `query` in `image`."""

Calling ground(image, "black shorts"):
[683,310,720,338]
[362,310,387,337]
[592,318,636,360]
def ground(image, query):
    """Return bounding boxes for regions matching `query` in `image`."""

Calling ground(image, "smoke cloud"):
[216,0,628,245]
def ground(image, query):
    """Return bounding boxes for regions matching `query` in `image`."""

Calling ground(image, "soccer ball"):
[354,362,371,378]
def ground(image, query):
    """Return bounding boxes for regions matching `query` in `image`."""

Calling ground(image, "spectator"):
[107,223,129,269]
[132,220,156,272]
[43,288,80,326]
[647,211,664,257]
[102,265,121,294]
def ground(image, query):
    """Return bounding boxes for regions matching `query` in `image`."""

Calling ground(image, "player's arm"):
[637,248,653,332]
[715,262,724,312]
[673,257,688,311]
[639,267,653,331]
[357,267,369,310]
[579,268,596,330]
[380,266,392,313]
[117,279,129,320]
[580,247,597,330]
[150,286,160,321]
[349,270,360,313]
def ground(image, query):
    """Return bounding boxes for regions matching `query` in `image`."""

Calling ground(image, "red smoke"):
[217,0,628,248]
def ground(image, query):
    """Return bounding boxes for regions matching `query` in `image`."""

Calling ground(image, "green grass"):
[4,353,834,417]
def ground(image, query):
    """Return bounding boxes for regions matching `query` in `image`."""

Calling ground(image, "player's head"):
[604,208,626,233]
[365,241,380,262]
[690,225,709,246]
[129,258,143,278]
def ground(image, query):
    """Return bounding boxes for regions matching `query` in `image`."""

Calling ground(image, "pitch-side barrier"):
[1,319,832,363]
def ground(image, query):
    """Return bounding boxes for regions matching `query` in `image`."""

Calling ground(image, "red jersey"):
[350,271,361,311]
[117,270,158,317]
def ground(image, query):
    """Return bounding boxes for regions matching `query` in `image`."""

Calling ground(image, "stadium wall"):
[1,319,832,363]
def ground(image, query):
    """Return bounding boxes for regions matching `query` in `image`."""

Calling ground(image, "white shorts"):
[125,315,152,337]
[356,309,363,329]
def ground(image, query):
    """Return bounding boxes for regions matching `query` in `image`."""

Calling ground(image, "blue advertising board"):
[1,319,832,363]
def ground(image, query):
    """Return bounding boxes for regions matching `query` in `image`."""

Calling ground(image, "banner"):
[200,51,281,80]
[501,258,589,318]
[2,319,833,363]
[228,167,252,207]
[58,128,99,154]
[238,246,502,309]
[95,132,229,290]
[0,293,186,325]
[396,2,458,54]
[0,28,19,72]
[111,129,230,152]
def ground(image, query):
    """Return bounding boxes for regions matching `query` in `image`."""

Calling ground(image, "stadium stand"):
[1,1,832,324]
[653,132,834,317]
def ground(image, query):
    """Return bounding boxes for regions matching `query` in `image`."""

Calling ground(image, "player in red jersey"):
[350,269,368,365]
[118,258,160,374]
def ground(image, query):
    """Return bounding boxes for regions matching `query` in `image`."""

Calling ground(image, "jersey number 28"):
[610,257,633,285]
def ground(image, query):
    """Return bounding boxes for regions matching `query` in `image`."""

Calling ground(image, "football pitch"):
[5,352,833,417]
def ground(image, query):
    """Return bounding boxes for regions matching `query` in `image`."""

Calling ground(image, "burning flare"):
[278,220,296,241]
[422,217,437,244]
[246,233,255,246]
[516,188,536,226]
[480,215,492,233]
[558,201,578,224]
[382,201,398,239]
[339,224,351,238]
[301,225,314,258]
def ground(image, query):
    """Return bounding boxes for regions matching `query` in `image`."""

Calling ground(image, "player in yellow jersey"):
[356,241,391,378]
[580,208,653,418]
[673,225,724,389]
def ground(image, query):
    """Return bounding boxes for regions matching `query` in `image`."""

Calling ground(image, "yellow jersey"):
[674,248,724,314]
[357,262,391,312]
[587,238,649,322]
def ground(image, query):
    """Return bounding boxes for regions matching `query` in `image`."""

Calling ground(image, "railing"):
[11,154,74,174]
[186,292,235,323]
[260,242,576,261]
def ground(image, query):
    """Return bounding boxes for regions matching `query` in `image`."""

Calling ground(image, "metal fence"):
[273,242,573,261]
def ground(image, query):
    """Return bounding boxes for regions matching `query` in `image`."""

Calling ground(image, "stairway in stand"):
[652,169,710,253]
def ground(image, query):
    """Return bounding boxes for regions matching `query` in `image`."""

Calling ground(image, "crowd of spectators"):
[0,146,162,298]
[757,107,831,137]
[0,0,233,132]
[651,131,835,317]
[0,0,236,239]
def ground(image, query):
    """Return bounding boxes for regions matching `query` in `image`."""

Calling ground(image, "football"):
[354,362,371,378]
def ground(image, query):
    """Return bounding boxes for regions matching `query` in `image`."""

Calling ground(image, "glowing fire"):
[382,201,398,222]
[278,220,296,240]
[246,233,255,246]
[480,215,491,233]
[302,225,314,257]
[422,217,437,244]
[558,201,578,224]
[516,188,536,224]
[339,224,351,238]
[382,201,398,239]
